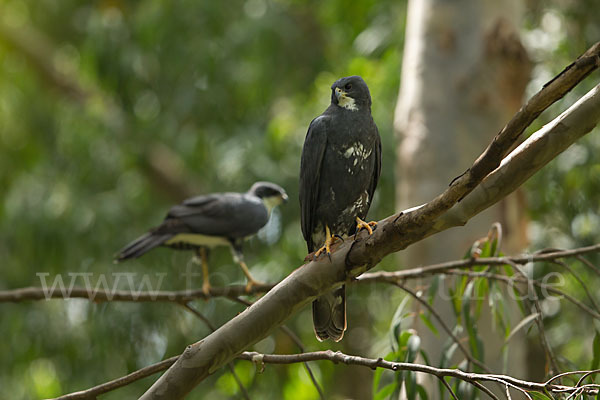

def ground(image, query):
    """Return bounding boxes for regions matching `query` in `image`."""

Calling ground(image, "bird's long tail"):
[114,233,173,262]
[312,285,346,342]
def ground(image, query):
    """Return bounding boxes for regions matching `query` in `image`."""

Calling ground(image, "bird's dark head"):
[249,181,288,211]
[331,75,372,111]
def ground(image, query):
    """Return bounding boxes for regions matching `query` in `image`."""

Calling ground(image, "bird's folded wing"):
[368,125,382,205]
[165,194,268,238]
[299,116,329,252]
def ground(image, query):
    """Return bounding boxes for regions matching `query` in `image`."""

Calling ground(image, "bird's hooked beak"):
[334,87,358,111]
[281,192,289,203]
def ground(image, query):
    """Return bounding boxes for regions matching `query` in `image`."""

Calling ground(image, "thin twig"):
[49,356,179,400]
[438,376,460,400]
[0,282,275,303]
[439,270,600,321]
[505,384,513,400]
[575,369,600,387]
[236,350,599,397]
[4,245,600,304]
[359,244,600,283]
[51,349,600,400]
[470,381,500,400]
[396,283,492,373]
[507,260,560,376]
[549,259,599,311]
[278,326,325,400]
[574,254,600,278]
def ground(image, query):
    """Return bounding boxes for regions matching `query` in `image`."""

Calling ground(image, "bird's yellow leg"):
[238,260,264,293]
[314,225,340,261]
[195,247,211,296]
[355,216,377,236]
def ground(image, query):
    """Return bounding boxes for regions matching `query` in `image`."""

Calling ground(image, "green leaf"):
[416,384,429,400]
[420,312,439,336]
[462,282,485,367]
[440,342,459,369]
[428,275,441,305]
[490,285,510,337]
[480,240,491,258]
[489,237,498,257]
[374,382,397,400]
[372,364,384,394]
[389,296,411,352]
[452,276,470,322]
[406,334,421,364]
[462,280,475,328]
[473,278,488,320]
[404,369,418,400]
[456,380,473,400]
[505,312,540,345]
[419,349,431,366]
[530,392,552,399]
[591,329,600,370]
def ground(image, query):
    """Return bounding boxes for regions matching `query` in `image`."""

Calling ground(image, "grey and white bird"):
[299,76,381,342]
[115,181,288,293]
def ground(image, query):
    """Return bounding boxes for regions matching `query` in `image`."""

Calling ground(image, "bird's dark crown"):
[330,75,372,107]
[248,181,288,201]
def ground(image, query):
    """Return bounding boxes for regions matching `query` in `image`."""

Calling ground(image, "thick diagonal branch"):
[140,46,600,398]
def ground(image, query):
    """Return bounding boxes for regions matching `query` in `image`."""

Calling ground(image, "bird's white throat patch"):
[262,196,284,214]
[338,95,358,111]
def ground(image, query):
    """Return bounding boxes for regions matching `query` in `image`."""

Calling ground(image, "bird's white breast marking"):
[166,234,230,248]
[341,191,369,217]
[343,142,373,162]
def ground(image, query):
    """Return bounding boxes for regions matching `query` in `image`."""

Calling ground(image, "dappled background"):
[1,0,599,399]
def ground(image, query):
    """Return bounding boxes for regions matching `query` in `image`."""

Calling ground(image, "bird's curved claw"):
[313,227,341,262]
[333,234,345,242]
[244,277,265,293]
[354,217,377,238]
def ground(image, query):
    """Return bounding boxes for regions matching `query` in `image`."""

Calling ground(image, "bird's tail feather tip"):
[114,233,171,263]
[314,327,345,342]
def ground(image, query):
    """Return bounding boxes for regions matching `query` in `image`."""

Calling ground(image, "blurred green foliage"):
[0,1,404,398]
[0,0,599,399]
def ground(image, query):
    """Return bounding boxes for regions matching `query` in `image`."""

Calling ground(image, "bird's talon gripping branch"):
[355,217,377,237]
[202,280,212,297]
[238,261,265,293]
[244,277,264,293]
[313,225,341,261]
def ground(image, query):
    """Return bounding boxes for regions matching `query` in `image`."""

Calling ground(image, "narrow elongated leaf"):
[420,312,439,336]
[389,296,411,352]
[530,392,552,399]
[406,334,421,363]
[416,384,429,400]
[427,275,441,306]
[591,330,600,370]
[505,312,540,344]
[374,382,397,400]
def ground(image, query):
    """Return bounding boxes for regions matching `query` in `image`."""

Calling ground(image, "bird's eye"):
[344,83,352,90]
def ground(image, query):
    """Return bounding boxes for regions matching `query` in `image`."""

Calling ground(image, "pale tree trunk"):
[394,0,532,390]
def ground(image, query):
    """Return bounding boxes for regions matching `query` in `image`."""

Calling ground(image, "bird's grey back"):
[165,192,269,239]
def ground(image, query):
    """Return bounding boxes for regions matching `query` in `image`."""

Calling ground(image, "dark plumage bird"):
[115,181,288,293]
[299,76,381,342]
